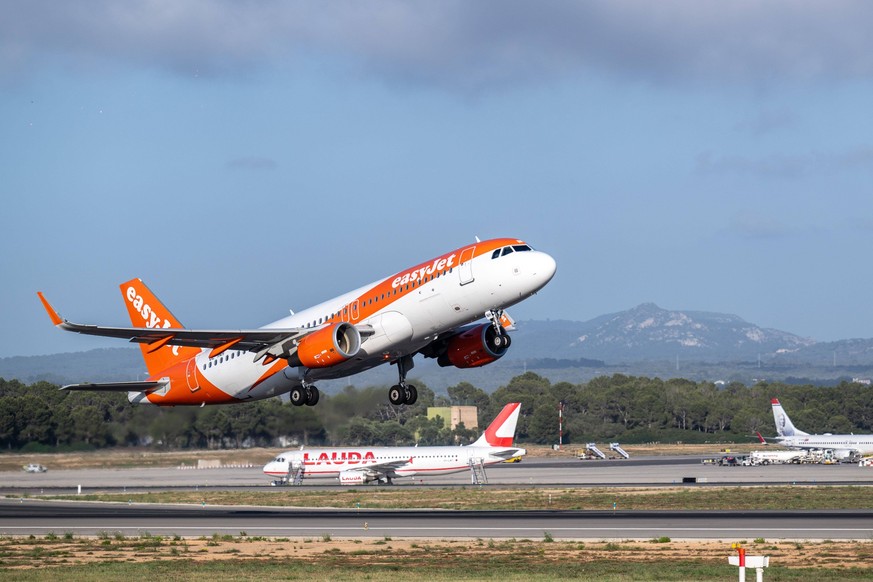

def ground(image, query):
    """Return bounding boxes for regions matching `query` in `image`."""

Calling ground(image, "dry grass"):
[0,535,871,577]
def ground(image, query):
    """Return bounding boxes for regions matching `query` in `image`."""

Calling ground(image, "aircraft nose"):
[533,251,557,287]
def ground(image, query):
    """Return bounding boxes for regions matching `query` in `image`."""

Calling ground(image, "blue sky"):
[3,1,873,357]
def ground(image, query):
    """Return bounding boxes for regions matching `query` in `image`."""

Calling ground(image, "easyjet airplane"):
[263,402,524,485]
[37,238,555,407]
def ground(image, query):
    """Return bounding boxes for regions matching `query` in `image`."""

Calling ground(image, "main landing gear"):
[388,355,418,406]
[289,385,319,407]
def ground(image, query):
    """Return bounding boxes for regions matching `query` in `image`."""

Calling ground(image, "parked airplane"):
[762,398,873,460]
[264,402,525,485]
[38,238,555,407]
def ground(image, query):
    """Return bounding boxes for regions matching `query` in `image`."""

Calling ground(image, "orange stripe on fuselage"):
[143,238,523,405]
[144,354,288,405]
[320,238,523,328]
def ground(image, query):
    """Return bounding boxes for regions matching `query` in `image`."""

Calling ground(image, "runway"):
[2,500,871,540]
[3,456,870,540]
[3,456,872,494]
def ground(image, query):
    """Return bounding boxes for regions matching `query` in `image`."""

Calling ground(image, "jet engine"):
[338,470,371,485]
[294,322,361,368]
[436,323,511,369]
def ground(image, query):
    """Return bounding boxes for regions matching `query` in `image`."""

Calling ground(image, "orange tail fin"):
[120,278,199,376]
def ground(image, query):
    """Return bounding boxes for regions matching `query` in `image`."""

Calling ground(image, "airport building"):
[427,406,478,431]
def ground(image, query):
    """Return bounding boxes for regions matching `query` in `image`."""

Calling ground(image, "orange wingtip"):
[36,292,64,326]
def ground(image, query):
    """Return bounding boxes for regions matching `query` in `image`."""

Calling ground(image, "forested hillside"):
[1,373,871,451]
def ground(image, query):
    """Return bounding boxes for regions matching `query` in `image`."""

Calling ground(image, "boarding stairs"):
[469,457,488,485]
[286,460,305,486]
[609,443,630,459]
[586,443,607,459]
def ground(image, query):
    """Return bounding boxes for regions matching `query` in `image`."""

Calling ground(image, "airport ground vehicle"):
[748,450,806,465]
[23,464,46,473]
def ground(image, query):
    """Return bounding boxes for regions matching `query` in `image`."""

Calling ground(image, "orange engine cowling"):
[295,322,361,368]
[437,323,510,369]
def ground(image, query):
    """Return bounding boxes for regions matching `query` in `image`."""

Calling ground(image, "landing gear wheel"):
[290,387,306,407]
[305,386,320,406]
[404,384,418,405]
[388,385,405,406]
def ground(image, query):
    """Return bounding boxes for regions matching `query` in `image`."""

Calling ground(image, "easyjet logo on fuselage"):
[304,451,376,466]
[126,286,172,329]
[391,254,456,288]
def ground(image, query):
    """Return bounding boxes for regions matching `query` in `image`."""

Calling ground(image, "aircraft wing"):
[61,381,165,392]
[353,458,413,478]
[37,292,372,363]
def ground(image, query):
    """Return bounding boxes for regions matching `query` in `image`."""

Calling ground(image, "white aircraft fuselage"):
[264,402,525,485]
[39,238,556,407]
[770,398,873,459]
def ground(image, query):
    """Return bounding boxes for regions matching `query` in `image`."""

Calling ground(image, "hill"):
[5,304,873,391]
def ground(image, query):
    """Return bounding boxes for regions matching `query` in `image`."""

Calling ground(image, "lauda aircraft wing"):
[354,458,413,479]
[37,290,372,366]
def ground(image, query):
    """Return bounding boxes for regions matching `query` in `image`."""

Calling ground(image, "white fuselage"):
[776,435,873,459]
[152,240,556,403]
[264,444,525,483]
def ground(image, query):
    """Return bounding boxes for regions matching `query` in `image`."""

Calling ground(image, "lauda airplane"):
[37,238,555,407]
[264,402,524,485]
[762,398,873,460]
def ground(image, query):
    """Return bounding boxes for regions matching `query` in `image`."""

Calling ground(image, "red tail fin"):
[120,278,199,376]
[472,403,521,447]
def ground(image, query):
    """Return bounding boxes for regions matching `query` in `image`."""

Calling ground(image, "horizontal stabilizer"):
[487,447,526,459]
[61,381,164,393]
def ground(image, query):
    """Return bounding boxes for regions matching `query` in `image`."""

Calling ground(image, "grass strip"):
[29,485,873,511]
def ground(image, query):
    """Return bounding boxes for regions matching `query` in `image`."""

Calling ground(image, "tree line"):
[1,373,872,451]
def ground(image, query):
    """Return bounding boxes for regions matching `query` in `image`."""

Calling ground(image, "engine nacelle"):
[295,322,361,368]
[437,323,510,369]
[338,470,369,485]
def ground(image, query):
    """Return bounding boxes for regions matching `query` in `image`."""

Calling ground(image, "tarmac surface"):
[2,456,872,494]
[3,456,871,540]
[2,500,872,540]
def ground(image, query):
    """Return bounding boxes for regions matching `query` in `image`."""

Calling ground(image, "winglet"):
[755,431,766,444]
[36,292,64,326]
[771,398,780,405]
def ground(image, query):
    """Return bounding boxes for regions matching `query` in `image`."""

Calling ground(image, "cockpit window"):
[493,244,533,259]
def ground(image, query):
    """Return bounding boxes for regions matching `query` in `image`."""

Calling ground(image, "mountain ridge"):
[5,303,873,389]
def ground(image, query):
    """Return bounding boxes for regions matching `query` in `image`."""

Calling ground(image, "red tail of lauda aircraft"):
[38,238,556,407]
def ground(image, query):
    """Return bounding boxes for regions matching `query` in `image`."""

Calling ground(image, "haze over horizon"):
[3,2,873,358]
